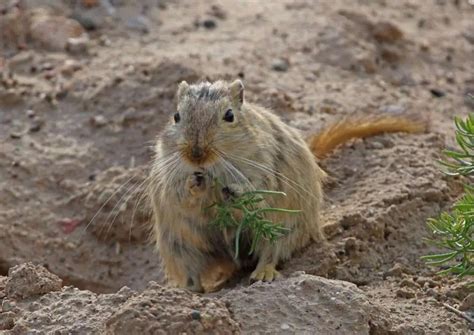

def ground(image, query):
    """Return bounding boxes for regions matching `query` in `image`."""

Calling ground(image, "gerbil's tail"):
[307,115,428,159]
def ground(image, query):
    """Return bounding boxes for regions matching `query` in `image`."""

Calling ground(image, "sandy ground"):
[1,0,474,333]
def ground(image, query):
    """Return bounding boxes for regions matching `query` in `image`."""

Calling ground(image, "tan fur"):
[148,79,426,292]
[308,115,427,159]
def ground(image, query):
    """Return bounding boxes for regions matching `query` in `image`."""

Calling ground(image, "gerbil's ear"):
[229,79,244,108]
[177,81,190,101]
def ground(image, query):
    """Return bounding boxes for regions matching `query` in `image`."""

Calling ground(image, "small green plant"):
[207,187,300,259]
[422,115,474,282]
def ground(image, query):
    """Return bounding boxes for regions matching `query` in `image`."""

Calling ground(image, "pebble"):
[379,104,406,114]
[90,115,108,127]
[66,35,89,54]
[26,109,36,118]
[202,18,217,29]
[190,310,201,320]
[60,59,82,76]
[396,288,415,299]
[71,13,98,31]
[463,28,474,45]
[384,263,405,278]
[464,89,474,109]
[271,58,289,72]
[126,15,150,34]
[1,299,15,312]
[10,132,22,139]
[29,119,43,133]
[460,293,474,311]
[372,21,404,43]
[429,88,445,98]
[30,12,87,51]
[280,323,291,330]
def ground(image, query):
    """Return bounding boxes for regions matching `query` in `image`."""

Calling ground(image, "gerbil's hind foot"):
[250,264,281,283]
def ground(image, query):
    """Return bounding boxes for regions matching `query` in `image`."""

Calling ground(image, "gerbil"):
[148,79,425,292]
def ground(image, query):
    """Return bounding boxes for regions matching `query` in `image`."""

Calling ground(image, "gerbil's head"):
[160,79,245,168]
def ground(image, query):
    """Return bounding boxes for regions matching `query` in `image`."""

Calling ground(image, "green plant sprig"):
[207,187,300,259]
[423,114,474,286]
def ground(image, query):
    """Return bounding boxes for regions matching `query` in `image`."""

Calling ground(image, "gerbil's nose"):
[191,146,204,159]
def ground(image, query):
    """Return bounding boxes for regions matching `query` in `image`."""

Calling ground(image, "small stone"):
[29,120,43,133]
[430,88,445,98]
[373,21,404,43]
[280,323,291,330]
[463,27,474,45]
[30,12,87,51]
[0,311,15,331]
[190,310,201,320]
[460,293,474,311]
[71,13,98,31]
[379,104,406,114]
[126,15,150,34]
[26,109,35,118]
[60,60,82,76]
[271,58,289,72]
[384,263,405,278]
[66,35,89,54]
[6,263,62,300]
[9,132,22,139]
[400,279,420,289]
[380,46,402,63]
[202,18,217,29]
[464,89,474,109]
[1,299,15,312]
[344,237,357,255]
[396,288,415,299]
[90,115,108,127]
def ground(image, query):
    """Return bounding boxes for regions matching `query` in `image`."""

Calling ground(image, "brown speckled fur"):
[148,79,325,292]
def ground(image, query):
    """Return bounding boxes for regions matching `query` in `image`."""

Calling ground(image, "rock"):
[66,35,90,54]
[1,299,16,312]
[0,311,15,331]
[60,59,82,76]
[0,276,7,298]
[396,288,416,299]
[384,263,405,278]
[463,27,474,45]
[90,115,108,127]
[271,58,290,72]
[430,88,446,98]
[379,104,406,115]
[29,10,88,51]
[207,5,227,20]
[105,282,239,334]
[400,279,420,289]
[26,109,35,118]
[372,21,404,43]
[464,88,474,109]
[126,15,151,34]
[202,18,217,29]
[6,263,62,300]
[460,293,474,311]
[223,274,386,334]
[71,12,98,31]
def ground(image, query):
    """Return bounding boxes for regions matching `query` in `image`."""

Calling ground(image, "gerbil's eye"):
[174,113,180,123]
[223,109,234,122]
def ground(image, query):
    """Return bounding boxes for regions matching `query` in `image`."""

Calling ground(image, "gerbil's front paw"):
[186,171,207,196]
[221,183,244,202]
